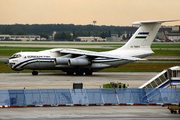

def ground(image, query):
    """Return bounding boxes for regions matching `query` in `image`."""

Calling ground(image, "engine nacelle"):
[55,57,69,65]
[68,58,90,66]
[55,54,72,65]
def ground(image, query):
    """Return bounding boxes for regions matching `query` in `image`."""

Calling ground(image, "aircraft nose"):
[4,59,9,65]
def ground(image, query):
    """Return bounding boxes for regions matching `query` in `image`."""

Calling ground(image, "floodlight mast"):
[93,21,97,41]
[93,21,96,25]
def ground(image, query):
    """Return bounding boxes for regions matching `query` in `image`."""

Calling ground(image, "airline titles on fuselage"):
[26,55,51,58]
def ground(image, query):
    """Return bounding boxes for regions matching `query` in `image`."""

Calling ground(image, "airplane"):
[5,20,177,75]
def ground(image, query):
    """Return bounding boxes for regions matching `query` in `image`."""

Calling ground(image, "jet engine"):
[55,54,72,65]
[68,56,90,66]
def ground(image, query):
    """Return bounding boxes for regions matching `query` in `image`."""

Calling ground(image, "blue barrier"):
[70,89,89,104]
[147,88,180,103]
[101,89,118,104]
[8,90,26,105]
[25,89,42,105]
[86,89,103,104]
[56,89,73,104]
[0,90,10,105]
[116,89,148,103]
[0,88,179,106]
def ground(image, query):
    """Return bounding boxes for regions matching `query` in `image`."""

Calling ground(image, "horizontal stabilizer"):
[133,20,179,25]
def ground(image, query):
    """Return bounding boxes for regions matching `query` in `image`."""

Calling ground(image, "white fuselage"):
[8,47,153,72]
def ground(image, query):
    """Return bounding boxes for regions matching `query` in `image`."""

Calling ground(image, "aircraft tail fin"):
[120,20,178,50]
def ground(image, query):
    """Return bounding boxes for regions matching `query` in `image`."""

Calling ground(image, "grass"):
[0,42,124,46]
[0,43,179,57]
[0,62,16,72]
[1,42,180,48]
[152,49,180,56]
[151,43,180,48]
[101,63,180,72]
[0,46,54,56]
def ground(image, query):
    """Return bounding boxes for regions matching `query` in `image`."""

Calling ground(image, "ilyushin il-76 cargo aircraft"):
[5,20,177,75]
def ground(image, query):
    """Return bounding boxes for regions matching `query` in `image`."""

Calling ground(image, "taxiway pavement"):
[0,72,157,89]
[0,106,180,120]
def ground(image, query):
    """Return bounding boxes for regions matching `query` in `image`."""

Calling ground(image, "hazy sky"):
[0,0,180,26]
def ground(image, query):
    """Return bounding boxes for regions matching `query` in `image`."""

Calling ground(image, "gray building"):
[168,26,180,41]
[0,35,41,41]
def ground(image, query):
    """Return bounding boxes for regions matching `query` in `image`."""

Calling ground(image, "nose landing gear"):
[32,70,38,75]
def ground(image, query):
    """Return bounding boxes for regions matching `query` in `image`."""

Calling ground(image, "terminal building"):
[76,37,106,42]
[167,26,180,41]
[0,35,41,41]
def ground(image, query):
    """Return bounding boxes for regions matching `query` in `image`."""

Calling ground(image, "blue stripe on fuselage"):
[14,58,55,68]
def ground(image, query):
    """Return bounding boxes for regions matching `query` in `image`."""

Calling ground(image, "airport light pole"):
[93,21,97,41]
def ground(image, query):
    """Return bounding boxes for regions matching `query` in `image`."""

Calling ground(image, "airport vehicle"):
[168,105,180,114]
[103,82,128,88]
[5,20,177,75]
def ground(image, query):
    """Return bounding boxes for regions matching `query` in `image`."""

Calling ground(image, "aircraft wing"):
[54,48,140,61]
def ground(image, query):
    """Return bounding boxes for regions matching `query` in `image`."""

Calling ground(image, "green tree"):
[39,33,49,39]
[126,33,130,40]
[72,31,76,39]
[88,31,91,36]
[65,31,72,41]
[16,30,26,35]
[100,32,107,38]
[60,32,66,40]
[54,32,61,41]
[118,30,122,37]
[108,30,111,37]
[54,31,72,41]
[122,35,126,40]
[1,30,14,35]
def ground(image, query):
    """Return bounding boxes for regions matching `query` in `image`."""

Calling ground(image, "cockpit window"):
[9,54,22,59]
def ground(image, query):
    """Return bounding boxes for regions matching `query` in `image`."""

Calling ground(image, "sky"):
[0,0,180,26]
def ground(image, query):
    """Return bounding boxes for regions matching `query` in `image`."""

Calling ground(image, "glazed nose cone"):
[4,59,9,65]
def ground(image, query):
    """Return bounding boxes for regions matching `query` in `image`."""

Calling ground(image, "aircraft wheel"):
[85,71,93,75]
[171,110,174,114]
[67,71,74,75]
[75,71,84,75]
[32,70,38,75]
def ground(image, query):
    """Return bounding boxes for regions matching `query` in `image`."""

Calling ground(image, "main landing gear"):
[31,70,92,76]
[66,70,93,76]
[32,70,38,75]
[84,70,92,75]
